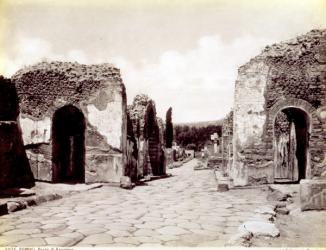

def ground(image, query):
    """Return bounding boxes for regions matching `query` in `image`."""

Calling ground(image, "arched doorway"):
[52,105,85,183]
[274,107,309,182]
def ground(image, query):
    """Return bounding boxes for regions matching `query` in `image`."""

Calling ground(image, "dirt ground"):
[252,184,326,247]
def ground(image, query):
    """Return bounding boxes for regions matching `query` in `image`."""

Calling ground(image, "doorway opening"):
[52,105,85,183]
[274,107,309,183]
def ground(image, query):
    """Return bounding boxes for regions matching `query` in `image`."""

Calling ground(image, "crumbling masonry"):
[11,61,129,184]
[223,29,326,210]
[127,94,166,179]
[0,76,34,189]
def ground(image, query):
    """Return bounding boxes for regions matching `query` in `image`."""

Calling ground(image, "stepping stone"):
[226,229,252,247]
[276,206,290,215]
[239,221,280,237]
[254,205,276,216]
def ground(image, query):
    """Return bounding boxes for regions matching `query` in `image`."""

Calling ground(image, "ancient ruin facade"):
[230,29,326,188]
[11,61,129,184]
[128,94,166,178]
[0,76,34,189]
[221,111,233,173]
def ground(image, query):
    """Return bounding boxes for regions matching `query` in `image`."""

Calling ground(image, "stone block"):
[0,202,8,215]
[267,190,292,202]
[120,176,134,189]
[239,221,280,237]
[86,153,123,183]
[226,230,252,247]
[254,205,276,216]
[37,159,52,182]
[300,179,326,211]
[275,207,289,215]
[217,183,229,192]
[0,121,34,189]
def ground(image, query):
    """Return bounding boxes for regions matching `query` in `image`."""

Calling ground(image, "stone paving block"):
[179,233,218,245]
[41,223,67,230]
[52,228,75,235]
[222,225,239,234]
[196,239,227,247]
[139,243,163,247]
[62,232,84,240]
[107,229,132,237]
[157,234,180,242]
[76,227,107,236]
[0,225,15,234]
[113,236,141,245]
[104,223,135,232]
[16,222,41,228]
[177,221,202,230]
[68,223,104,230]
[134,228,159,237]
[130,236,162,244]
[141,216,165,222]
[163,240,193,246]
[31,233,55,238]
[135,222,163,229]
[3,228,41,235]
[0,235,30,246]
[15,237,47,246]
[201,223,225,232]
[45,236,80,247]
[78,233,114,245]
[157,226,190,235]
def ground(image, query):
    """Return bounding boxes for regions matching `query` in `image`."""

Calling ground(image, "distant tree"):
[165,107,173,148]
[174,124,222,150]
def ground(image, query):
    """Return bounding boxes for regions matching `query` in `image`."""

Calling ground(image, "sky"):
[0,0,325,123]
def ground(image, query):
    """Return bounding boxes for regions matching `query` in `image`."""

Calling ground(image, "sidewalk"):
[0,182,103,215]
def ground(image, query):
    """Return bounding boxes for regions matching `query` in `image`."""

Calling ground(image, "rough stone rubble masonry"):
[11,61,129,184]
[0,76,34,189]
[222,29,326,210]
[127,94,166,179]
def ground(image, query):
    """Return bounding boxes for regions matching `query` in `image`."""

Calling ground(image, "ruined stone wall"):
[157,117,166,175]
[128,94,166,177]
[127,94,149,177]
[0,76,34,189]
[12,61,127,183]
[125,112,138,181]
[232,29,326,186]
[221,111,233,173]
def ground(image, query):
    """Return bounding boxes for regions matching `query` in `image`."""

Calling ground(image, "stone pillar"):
[211,132,219,154]
[0,76,34,189]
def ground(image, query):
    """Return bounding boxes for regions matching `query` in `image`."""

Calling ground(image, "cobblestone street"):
[0,159,272,247]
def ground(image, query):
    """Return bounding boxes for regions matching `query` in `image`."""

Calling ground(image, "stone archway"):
[52,105,85,183]
[273,107,310,182]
